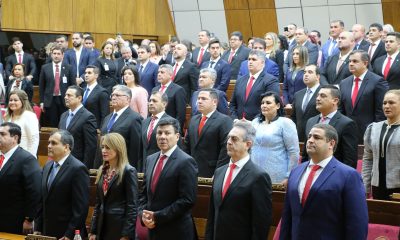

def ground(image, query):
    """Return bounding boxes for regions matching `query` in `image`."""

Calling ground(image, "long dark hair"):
[121,65,141,86]
[257,91,284,123]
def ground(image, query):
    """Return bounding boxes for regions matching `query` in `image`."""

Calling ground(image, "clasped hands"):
[142,210,156,229]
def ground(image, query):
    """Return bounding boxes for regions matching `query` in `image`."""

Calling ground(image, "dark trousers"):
[42,96,66,127]
[372,186,400,200]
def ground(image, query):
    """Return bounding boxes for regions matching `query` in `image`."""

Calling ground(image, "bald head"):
[173,43,188,61]
[338,31,355,52]
[352,24,366,42]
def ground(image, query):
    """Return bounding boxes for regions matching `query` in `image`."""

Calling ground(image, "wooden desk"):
[0,232,25,240]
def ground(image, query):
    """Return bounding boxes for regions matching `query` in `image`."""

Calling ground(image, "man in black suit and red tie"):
[184,88,233,177]
[205,121,272,240]
[39,46,76,127]
[139,118,198,240]
[191,30,211,67]
[373,32,400,90]
[367,23,387,65]
[221,31,251,80]
[0,122,41,235]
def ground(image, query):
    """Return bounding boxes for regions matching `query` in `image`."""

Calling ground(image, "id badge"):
[104,63,109,71]
[63,76,67,83]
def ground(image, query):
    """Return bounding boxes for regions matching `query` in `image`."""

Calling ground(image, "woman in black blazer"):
[90,133,138,240]
[94,41,119,95]
[6,63,33,104]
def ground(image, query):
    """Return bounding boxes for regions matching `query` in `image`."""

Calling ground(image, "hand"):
[40,103,45,113]
[26,75,33,81]
[33,231,41,235]
[23,220,33,234]
[120,237,129,240]
[76,77,83,85]
[280,179,288,189]
[89,234,96,240]
[285,104,292,109]
[142,210,156,229]
[9,75,15,80]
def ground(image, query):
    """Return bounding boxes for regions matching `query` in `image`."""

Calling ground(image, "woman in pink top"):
[122,65,148,118]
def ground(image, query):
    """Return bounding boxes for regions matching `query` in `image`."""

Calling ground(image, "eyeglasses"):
[111,93,128,98]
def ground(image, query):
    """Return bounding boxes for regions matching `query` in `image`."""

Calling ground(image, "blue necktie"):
[82,88,90,105]
[65,112,74,129]
[139,65,144,73]
[107,113,118,133]
[47,162,60,189]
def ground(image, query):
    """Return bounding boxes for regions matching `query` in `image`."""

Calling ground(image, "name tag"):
[63,76,67,83]
[104,63,109,71]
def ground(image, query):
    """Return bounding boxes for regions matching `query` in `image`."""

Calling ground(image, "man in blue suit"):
[63,32,96,87]
[137,45,159,95]
[320,20,344,68]
[280,123,368,240]
[200,39,231,92]
[237,38,279,79]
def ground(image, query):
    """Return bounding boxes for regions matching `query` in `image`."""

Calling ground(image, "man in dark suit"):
[5,37,37,85]
[185,89,232,177]
[35,130,89,239]
[99,85,142,168]
[230,50,280,120]
[152,64,186,131]
[205,121,272,240]
[291,64,321,142]
[200,38,231,92]
[0,122,41,235]
[368,23,387,65]
[281,124,368,239]
[139,118,198,239]
[116,46,137,84]
[302,85,358,168]
[191,68,229,116]
[221,31,251,80]
[373,32,400,90]
[159,36,179,65]
[320,20,344,68]
[171,43,199,103]
[137,45,159,95]
[321,31,354,85]
[63,32,96,86]
[83,65,110,127]
[59,86,98,169]
[83,36,100,59]
[352,24,370,51]
[339,50,388,143]
[39,46,76,127]
[191,30,211,67]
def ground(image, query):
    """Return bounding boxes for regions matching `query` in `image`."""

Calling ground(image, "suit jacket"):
[141,113,173,170]
[237,58,279,79]
[35,155,89,239]
[158,52,174,65]
[63,47,96,78]
[100,108,143,168]
[354,39,370,52]
[373,53,400,90]
[116,58,137,84]
[84,84,110,127]
[172,60,199,103]
[5,78,33,103]
[138,61,159,96]
[320,38,340,68]
[59,107,98,169]
[191,90,229,116]
[205,160,272,240]
[303,112,358,168]
[291,86,321,142]
[230,72,280,120]
[369,40,387,66]
[283,69,306,105]
[152,83,186,130]
[184,111,233,177]
[221,45,251,80]
[0,147,41,234]
[284,41,318,73]
[191,47,211,67]
[321,53,352,85]
[139,147,198,240]
[90,165,138,239]
[269,49,285,82]
[200,59,231,92]
[5,52,37,84]
[39,62,76,107]
[280,158,368,240]
[339,71,388,143]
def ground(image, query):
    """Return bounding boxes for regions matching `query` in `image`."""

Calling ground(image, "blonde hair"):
[264,32,280,58]
[100,41,115,60]
[5,89,33,119]
[96,133,129,184]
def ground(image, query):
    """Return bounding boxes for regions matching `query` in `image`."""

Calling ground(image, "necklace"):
[381,119,400,157]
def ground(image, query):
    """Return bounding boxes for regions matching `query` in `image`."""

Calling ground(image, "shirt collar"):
[354,70,368,81]
[15,51,24,55]
[175,59,185,66]
[309,155,333,169]
[210,56,220,62]
[308,83,320,93]
[320,110,337,119]
[1,145,19,159]
[55,154,69,167]
[230,154,250,169]
[202,110,215,118]
[140,59,150,68]
[251,69,263,80]
[114,105,129,116]
[161,144,178,156]
[153,111,165,119]
[387,50,399,59]
[87,82,98,91]
[372,39,381,46]
[69,104,83,115]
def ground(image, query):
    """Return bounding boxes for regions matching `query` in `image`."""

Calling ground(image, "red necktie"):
[368,43,375,57]
[147,116,157,143]
[383,56,392,80]
[54,64,60,95]
[245,76,255,100]
[14,80,21,89]
[151,155,167,193]
[171,63,179,81]
[222,163,237,199]
[351,77,360,107]
[320,116,327,123]
[0,154,4,169]
[301,165,321,206]
[197,115,207,135]
[228,50,235,63]
[18,54,22,64]
[197,48,205,65]
[160,85,166,93]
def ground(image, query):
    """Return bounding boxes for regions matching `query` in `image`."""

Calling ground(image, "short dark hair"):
[386,32,400,41]
[320,85,341,103]
[121,65,141,86]
[305,64,320,75]
[86,65,100,75]
[252,38,266,49]
[349,49,370,63]
[369,23,383,31]
[67,85,84,98]
[311,30,321,38]
[208,38,221,48]
[1,122,22,144]
[157,118,181,134]
[230,31,243,41]
[11,37,22,44]
[278,35,289,51]
[170,36,180,43]
[200,29,211,37]
[84,36,94,42]
[199,88,218,100]
[258,91,284,122]
[310,123,338,151]
[51,130,74,151]
[151,90,169,104]
[331,20,345,28]
[73,32,84,38]
[55,35,68,41]
[138,45,151,53]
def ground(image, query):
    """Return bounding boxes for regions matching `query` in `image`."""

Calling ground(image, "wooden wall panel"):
[74,0,95,33]
[24,0,49,30]
[49,0,73,32]
[94,0,117,34]
[156,0,176,37]
[250,9,278,37]
[134,0,156,35]
[224,0,249,10]
[2,0,25,30]
[248,0,275,9]
[225,10,252,42]
[382,1,400,33]
[116,0,136,35]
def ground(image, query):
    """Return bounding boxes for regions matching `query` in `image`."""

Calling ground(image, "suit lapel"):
[104,172,118,198]
[304,87,319,114]
[388,55,400,80]
[214,164,228,207]
[246,73,263,101]
[192,114,201,144]
[337,56,350,76]
[48,157,71,193]
[328,112,340,128]
[147,153,160,199]
[67,108,83,130]
[294,163,308,209]
[196,112,216,145]
[42,162,52,199]
[0,152,15,178]
[111,108,129,130]
[353,72,370,109]
[222,161,251,202]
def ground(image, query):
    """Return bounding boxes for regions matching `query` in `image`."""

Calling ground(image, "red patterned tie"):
[171,63,179,81]
[228,50,235,63]
[18,54,22,64]
[197,48,205,65]
[222,163,237,199]
[54,64,60,95]
[368,43,375,57]
[197,115,207,135]
[147,116,157,143]
[0,154,4,169]
[151,155,167,193]
[160,85,166,93]
[383,56,392,80]
[245,76,255,100]
[351,77,360,107]
[301,165,321,206]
